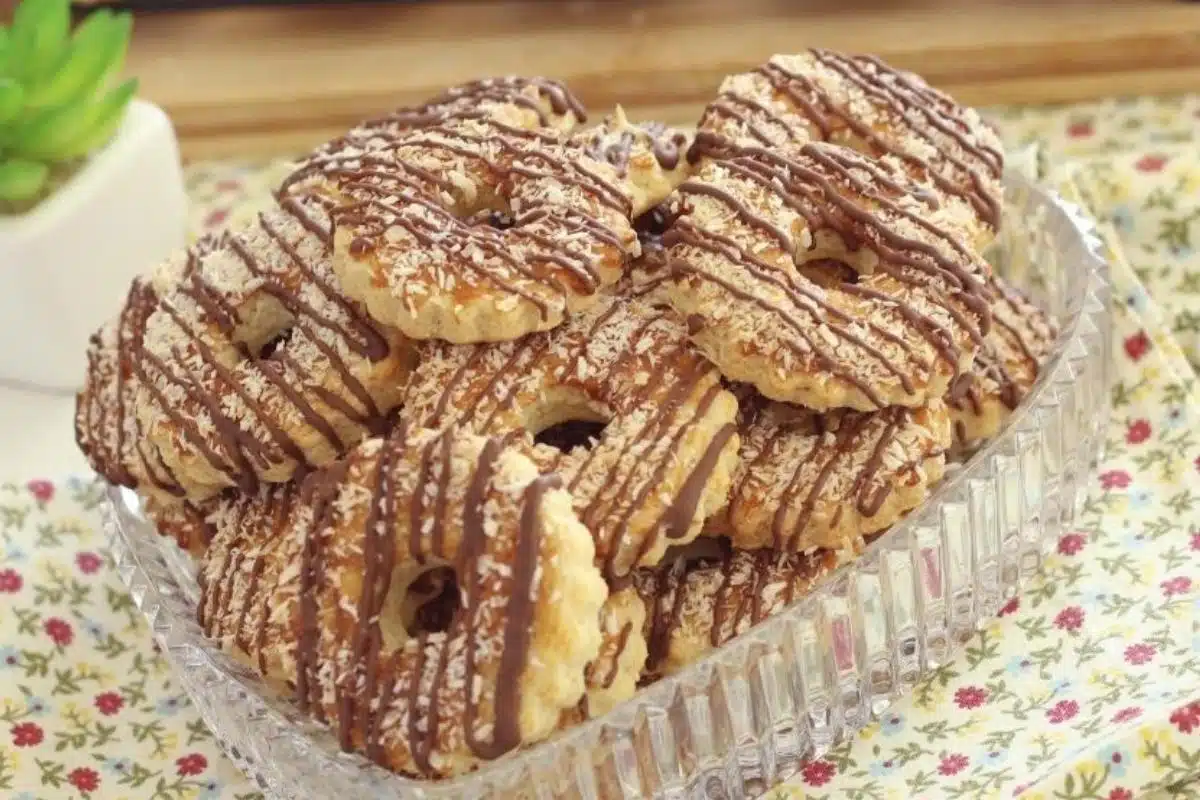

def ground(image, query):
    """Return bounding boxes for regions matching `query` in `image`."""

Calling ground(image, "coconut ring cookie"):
[717,387,951,553]
[665,141,992,411]
[634,544,839,679]
[297,76,589,191]
[947,275,1058,451]
[76,234,233,500]
[134,188,415,502]
[197,424,606,778]
[323,110,669,344]
[401,283,741,583]
[696,50,1004,245]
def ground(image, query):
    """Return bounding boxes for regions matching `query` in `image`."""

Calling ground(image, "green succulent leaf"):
[26,11,132,110]
[0,157,50,202]
[0,78,24,125]
[40,76,137,160]
[5,0,71,84]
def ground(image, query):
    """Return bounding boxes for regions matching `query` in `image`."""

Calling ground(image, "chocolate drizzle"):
[132,189,402,498]
[697,49,1003,229]
[199,427,575,778]
[638,546,836,676]
[946,276,1058,438]
[325,113,636,323]
[726,395,948,552]
[667,141,991,408]
[402,288,737,584]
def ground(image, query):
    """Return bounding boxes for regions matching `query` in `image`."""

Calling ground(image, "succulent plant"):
[0,0,136,209]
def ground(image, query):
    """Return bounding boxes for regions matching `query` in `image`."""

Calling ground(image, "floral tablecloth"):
[2,95,1198,799]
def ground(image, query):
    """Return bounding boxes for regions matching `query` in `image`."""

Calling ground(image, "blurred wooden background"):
[88,0,1200,157]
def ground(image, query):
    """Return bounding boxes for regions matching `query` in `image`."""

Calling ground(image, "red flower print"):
[1047,699,1080,724]
[1054,605,1085,632]
[44,617,73,646]
[1066,120,1094,138]
[1170,701,1200,733]
[68,767,100,794]
[1195,455,1200,474]
[1125,419,1151,444]
[1161,575,1192,597]
[26,479,54,502]
[11,722,43,747]
[0,567,22,593]
[1123,331,1151,361]
[94,692,124,716]
[76,551,103,575]
[1099,470,1131,490]
[997,596,1019,617]
[800,759,836,787]
[1123,643,1156,665]
[1134,154,1168,173]
[938,753,969,776]
[1191,531,1200,551]
[1111,706,1142,724]
[1057,533,1086,556]
[954,685,988,709]
[1109,789,1133,800]
[176,753,208,777]
[203,209,229,229]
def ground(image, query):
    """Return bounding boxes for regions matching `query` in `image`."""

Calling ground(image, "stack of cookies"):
[75,54,1058,781]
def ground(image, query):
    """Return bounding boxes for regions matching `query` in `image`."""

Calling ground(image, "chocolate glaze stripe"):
[336,193,563,319]
[667,244,888,407]
[703,90,789,146]
[725,144,986,303]
[327,117,629,305]
[748,52,1002,228]
[771,415,862,550]
[810,51,1002,226]
[139,195,395,493]
[679,148,985,345]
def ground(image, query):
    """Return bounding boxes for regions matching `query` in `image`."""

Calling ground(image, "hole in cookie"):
[257,328,295,360]
[534,419,608,453]
[466,209,516,230]
[797,259,860,287]
[404,566,460,636]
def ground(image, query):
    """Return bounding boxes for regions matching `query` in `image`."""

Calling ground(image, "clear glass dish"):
[103,171,1111,799]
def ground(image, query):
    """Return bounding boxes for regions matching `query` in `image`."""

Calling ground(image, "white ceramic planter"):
[0,99,187,391]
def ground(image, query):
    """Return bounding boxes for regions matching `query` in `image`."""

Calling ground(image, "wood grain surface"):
[121,0,1200,159]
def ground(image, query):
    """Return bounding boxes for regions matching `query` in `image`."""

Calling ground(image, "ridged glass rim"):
[102,169,1111,798]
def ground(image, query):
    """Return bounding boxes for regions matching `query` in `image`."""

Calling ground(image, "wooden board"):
[122,0,1200,159]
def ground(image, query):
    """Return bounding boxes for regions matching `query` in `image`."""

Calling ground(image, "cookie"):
[134,189,415,502]
[696,50,1004,246]
[635,544,839,679]
[718,388,951,552]
[665,141,991,411]
[400,281,740,583]
[197,424,607,778]
[947,274,1058,450]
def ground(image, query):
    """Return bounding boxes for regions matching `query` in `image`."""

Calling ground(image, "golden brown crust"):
[399,281,741,582]
[197,425,606,779]
[665,141,991,411]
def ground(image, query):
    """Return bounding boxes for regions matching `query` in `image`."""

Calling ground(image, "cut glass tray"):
[103,170,1112,799]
